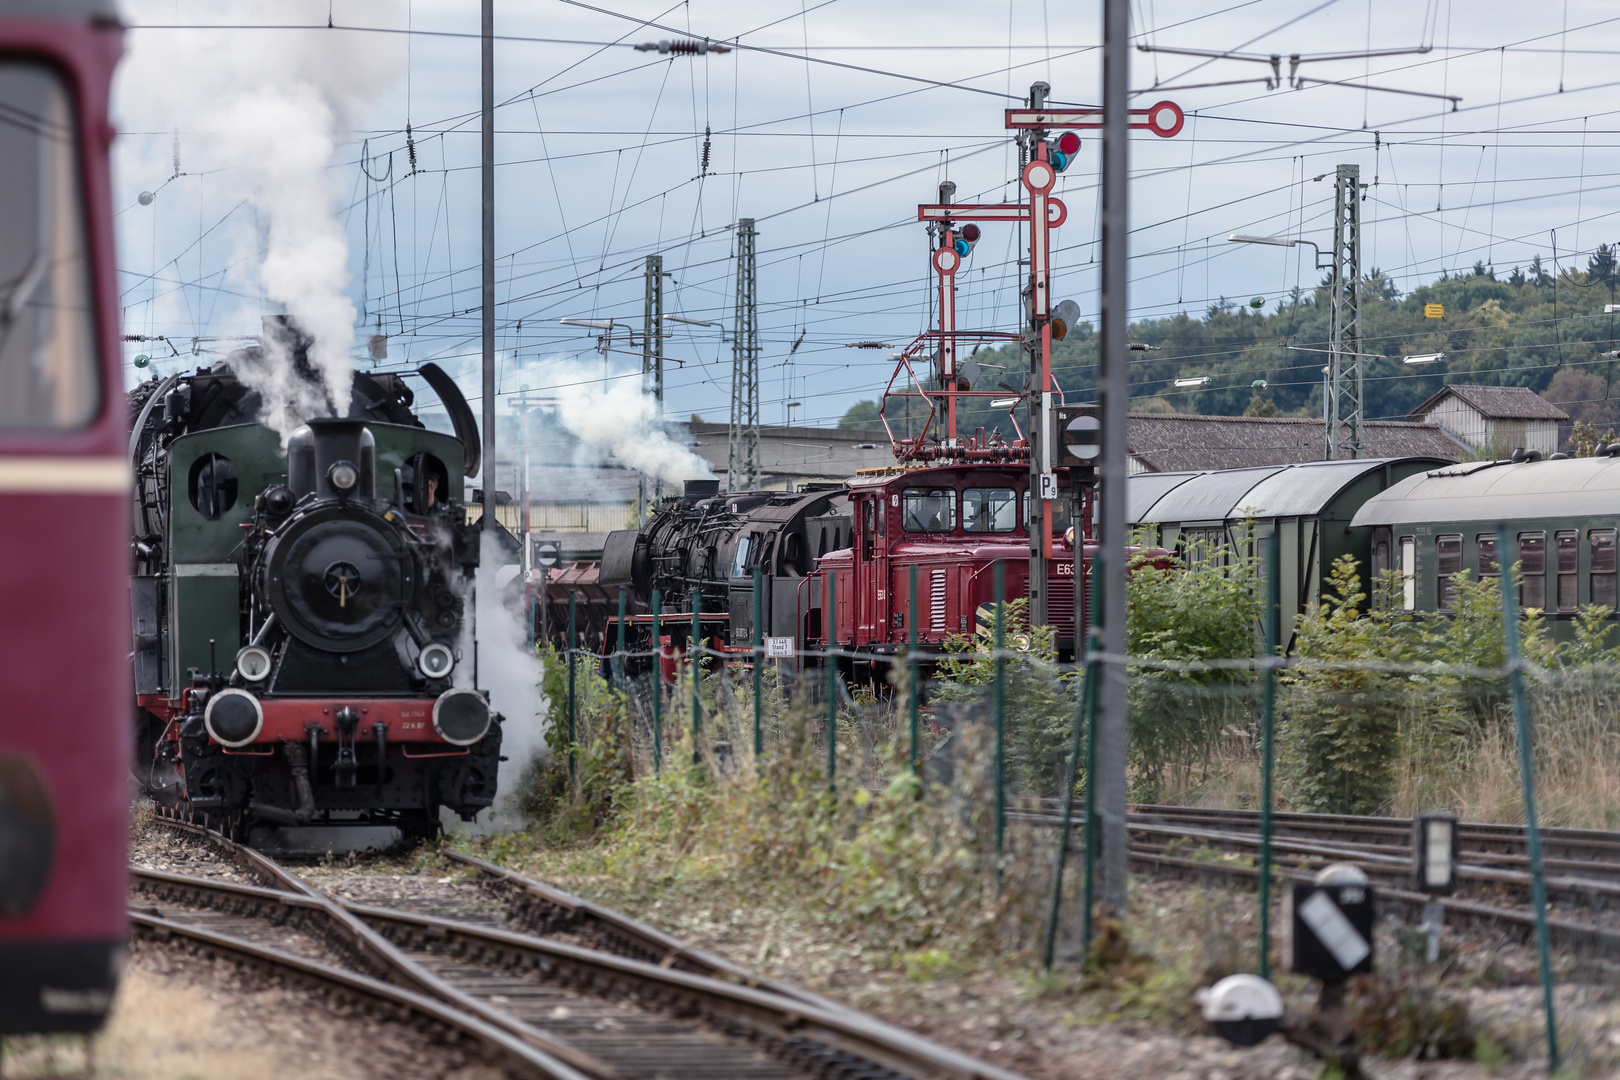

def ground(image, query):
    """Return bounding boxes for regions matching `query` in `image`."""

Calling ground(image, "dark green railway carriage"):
[1350,455,1620,641]
[1128,457,1450,646]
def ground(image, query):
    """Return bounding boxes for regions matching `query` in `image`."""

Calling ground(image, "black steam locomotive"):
[599,478,851,658]
[131,318,504,852]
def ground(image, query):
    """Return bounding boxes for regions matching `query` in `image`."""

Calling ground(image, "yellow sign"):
[1424,303,1444,318]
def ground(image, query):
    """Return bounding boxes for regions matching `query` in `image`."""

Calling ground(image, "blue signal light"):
[954,237,971,257]
[1051,150,1071,172]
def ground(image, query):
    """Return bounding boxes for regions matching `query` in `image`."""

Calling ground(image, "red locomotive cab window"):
[902,487,956,533]
[0,64,98,432]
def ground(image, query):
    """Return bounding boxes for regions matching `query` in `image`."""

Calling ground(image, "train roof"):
[0,0,118,19]
[1131,457,1450,525]
[1350,456,1620,527]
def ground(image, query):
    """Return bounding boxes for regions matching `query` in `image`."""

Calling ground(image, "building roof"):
[1410,384,1570,422]
[1351,456,1620,527]
[1126,413,1463,473]
[688,422,895,480]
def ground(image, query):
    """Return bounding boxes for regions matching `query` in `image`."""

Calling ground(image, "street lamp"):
[1403,353,1445,365]
[1174,376,1212,388]
[664,314,714,327]
[559,317,616,330]
[1228,232,1330,270]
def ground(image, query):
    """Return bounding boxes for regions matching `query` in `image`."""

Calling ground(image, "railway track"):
[137,816,1028,1080]
[1017,803,1620,957]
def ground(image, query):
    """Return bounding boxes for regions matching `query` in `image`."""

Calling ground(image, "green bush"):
[1126,527,1264,802]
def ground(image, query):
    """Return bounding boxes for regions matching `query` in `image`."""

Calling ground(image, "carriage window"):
[0,65,97,431]
[1557,531,1579,612]
[962,488,1017,533]
[1477,535,1498,580]
[1519,532,1546,611]
[1400,536,1416,611]
[1372,533,1391,608]
[1591,529,1617,610]
[188,453,237,519]
[1436,535,1462,612]
[901,487,956,533]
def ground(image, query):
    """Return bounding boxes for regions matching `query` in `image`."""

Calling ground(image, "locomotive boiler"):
[131,318,504,852]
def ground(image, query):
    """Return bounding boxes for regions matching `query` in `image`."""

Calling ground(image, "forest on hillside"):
[840,249,1620,439]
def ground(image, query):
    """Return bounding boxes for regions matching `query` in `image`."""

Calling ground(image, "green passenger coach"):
[1350,453,1620,639]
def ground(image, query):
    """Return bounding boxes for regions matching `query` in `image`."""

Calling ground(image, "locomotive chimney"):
[288,418,376,499]
[683,479,720,501]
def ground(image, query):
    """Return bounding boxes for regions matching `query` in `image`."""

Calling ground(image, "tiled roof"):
[1411,384,1569,421]
[1126,413,1463,473]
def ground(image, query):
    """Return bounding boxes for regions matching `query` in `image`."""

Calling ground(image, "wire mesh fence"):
[529,535,1620,1070]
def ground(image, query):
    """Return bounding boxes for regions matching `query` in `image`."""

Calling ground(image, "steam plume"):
[543,360,716,482]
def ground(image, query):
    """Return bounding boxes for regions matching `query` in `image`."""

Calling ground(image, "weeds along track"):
[1017,804,1620,956]
[138,817,1029,1080]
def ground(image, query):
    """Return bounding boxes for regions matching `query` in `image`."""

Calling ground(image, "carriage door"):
[855,495,881,643]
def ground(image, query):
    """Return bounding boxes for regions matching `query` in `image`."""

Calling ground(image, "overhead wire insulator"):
[700,124,711,175]
[405,121,418,176]
[634,37,732,55]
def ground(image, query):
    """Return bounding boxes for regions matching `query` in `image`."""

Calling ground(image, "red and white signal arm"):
[1005,99,1185,138]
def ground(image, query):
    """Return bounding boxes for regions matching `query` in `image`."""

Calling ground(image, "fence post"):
[909,562,920,778]
[994,559,1006,861]
[651,589,663,775]
[1259,531,1279,979]
[753,567,764,762]
[615,586,627,694]
[691,590,702,763]
[1045,550,1102,971]
[825,572,837,795]
[567,590,577,784]
[1497,525,1560,1072]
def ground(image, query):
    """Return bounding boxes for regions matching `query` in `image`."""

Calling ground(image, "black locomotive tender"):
[131,318,510,852]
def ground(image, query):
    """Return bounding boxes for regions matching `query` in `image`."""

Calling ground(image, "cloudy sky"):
[112,0,1620,430]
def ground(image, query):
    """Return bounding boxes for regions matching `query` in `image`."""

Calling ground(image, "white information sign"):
[765,636,795,658]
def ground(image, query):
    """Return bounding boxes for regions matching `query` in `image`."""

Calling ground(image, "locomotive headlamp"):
[235,645,272,683]
[433,687,491,745]
[328,460,360,492]
[204,688,264,748]
[418,642,455,679]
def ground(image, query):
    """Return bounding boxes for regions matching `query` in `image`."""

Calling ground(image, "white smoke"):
[543,360,716,482]
[116,2,405,433]
[446,531,548,834]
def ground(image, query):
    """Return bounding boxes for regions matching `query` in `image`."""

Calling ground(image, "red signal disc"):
[961,223,981,243]
[1056,131,1081,155]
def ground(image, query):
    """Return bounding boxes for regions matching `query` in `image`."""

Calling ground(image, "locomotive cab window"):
[1557,531,1579,612]
[1436,535,1463,612]
[902,487,956,533]
[1519,532,1546,611]
[730,536,751,578]
[405,452,449,513]
[188,452,238,519]
[0,64,97,432]
[1591,529,1617,609]
[860,500,875,559]
[962,488,1017,533]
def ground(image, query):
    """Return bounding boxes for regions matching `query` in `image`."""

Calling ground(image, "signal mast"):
[876,83,1183,625]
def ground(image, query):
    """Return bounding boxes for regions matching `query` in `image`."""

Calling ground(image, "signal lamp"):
[235,645,272,683]
[1411,810,1459,894]
[328,460,359,492]
[1056,131,1081,156]
[953,223,981,258]
[1051,298,1082,341]
[418,642,455,680]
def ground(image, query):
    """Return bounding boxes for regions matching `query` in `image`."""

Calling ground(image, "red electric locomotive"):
[0,0,129,1034]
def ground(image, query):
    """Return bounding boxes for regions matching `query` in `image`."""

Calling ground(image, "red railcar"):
[808,465,1087,675]
[0,0,128,1034]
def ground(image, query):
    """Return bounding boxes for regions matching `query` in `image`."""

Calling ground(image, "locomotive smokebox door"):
[1289,863,1375,982]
